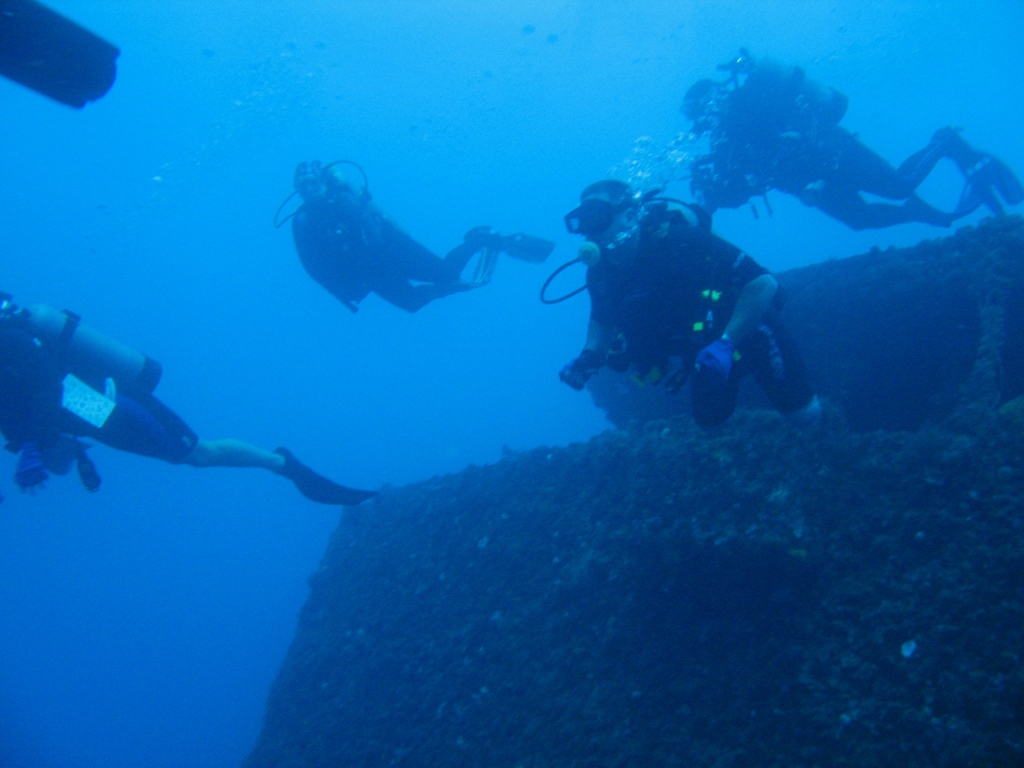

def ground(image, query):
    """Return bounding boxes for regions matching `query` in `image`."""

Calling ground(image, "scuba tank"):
[733,54,848,132]
[1,294,126,495]
[15,301,162,394]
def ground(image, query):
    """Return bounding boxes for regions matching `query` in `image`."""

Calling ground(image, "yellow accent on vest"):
[630,367,663,387]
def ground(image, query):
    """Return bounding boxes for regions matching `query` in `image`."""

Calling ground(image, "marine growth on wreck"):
[244,219,1024,768]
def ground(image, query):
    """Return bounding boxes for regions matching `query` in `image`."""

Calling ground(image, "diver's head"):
[294,160,363,213]
[294,160,327,200]
[564,180,638,246]
[682,78,720,134]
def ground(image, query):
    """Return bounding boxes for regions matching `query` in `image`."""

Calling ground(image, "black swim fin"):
[274,447,377,506]
[0,0,119,108]
[499,233,555,263]
[932,126,979,169]
[991,158,1024,206]
[955,155,1024,217]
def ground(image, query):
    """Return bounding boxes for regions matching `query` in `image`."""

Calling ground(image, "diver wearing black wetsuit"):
[290,161,491,313]
[558,181,818,428]
[0,296,374,505]
[684,50,1023,230]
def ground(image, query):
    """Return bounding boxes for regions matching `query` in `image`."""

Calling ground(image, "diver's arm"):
[582,317,616,356]
[721,274,778,343]
[560,317,615,389]
[0,327,64,448]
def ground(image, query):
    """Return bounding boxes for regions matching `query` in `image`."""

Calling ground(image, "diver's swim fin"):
[470,249,500,287]
[499,233,555,263]
[991,158,1024,206]
[468,233,555,286]
[274,447,377,506]
[955,155,1024,217]
[0,0,119,107]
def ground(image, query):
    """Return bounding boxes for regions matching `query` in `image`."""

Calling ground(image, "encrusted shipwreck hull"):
[592,215,1024,431]
[244,218,1024,768]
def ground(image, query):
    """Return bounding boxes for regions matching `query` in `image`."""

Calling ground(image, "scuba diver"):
[682,49,1023,230]
[0,294,376,506]
[558,181,820,428]
[282,160,554,313]
[0,0,118,107]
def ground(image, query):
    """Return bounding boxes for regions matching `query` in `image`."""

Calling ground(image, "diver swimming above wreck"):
[681,49,1024,230]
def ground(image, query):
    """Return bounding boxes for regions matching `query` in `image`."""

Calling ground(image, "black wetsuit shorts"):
[691,315,814,428]
[68,392,198,463]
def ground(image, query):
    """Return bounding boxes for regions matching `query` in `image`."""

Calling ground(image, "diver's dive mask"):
[277,159,372,228]
[564,197,632,238]
[293,161,326,200]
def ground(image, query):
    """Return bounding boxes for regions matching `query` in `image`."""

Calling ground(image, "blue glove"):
[695,336,735,387]
[559,349,603,390]
[15,442,48,492]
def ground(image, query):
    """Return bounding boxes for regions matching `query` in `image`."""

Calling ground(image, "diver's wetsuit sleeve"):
[0,326,64,449]
[725,246,769,289]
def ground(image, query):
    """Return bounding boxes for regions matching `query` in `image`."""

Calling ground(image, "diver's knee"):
[182,440,215,467]
[798,181,825,206]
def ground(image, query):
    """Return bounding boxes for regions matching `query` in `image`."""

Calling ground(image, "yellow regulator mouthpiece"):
[578,241,601,266]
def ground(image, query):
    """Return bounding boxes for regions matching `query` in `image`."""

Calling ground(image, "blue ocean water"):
[1,1,1021,766]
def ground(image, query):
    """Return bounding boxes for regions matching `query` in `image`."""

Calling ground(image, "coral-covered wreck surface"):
[244,219,1024,768]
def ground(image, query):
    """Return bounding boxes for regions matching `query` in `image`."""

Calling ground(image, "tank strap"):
[136,356,163,394]
[58,310,81,347]
[50,310,82,374]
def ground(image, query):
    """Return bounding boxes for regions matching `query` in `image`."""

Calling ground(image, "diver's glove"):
[76,445,101,493]
[559,348,604,390]
[15,442,48,492]
[695,336,736,388]
[463,225,503,251]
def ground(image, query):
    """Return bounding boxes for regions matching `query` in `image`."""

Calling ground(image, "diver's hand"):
[559,349,603,390]
[695,336,735,388]
[15,442,48,493]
